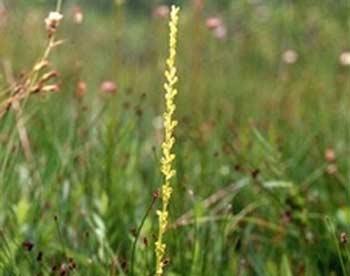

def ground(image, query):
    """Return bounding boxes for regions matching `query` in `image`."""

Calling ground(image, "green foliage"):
[1,0,350,275]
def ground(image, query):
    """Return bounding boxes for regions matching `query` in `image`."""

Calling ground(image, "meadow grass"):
[0,0,350,275]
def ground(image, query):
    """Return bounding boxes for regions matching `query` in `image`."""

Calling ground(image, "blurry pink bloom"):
[100,81,117,95]
[282,49,298,64]
[339,51,350,66]
[325,148,336,163]
[76,80,87,97]
[193,0,204,10]
[213,25,227,40]
[72,5,83,24]
[206,17,223,30]
[206,17,227,40]
[153,5,169,19]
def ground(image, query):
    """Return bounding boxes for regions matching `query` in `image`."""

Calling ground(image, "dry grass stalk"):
[0,6,64,122]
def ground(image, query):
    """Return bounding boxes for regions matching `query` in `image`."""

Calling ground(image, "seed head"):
[325,148,336,163]
[22,240,34,251]
[45,11,63,35]
[340,232,348,244]
[100,81,117,95]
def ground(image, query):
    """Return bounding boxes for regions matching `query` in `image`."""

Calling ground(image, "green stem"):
[325,217,347,275]
[130,195,158,276]
[56,0,63,12]
[54,215,67,258]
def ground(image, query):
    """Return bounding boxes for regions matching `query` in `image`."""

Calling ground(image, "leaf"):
[336,207,350,225]
[14,198,29,225]
[98,192,109,215]
[263,181,293,189]
[281,254,293,276]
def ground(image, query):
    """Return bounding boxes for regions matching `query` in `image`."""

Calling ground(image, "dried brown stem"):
[3,60,33,161]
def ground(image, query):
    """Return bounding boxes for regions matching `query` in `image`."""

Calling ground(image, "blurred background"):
[1,0,350,274]
[6,0,233,12]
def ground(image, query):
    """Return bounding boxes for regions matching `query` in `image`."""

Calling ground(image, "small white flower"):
[45,11,63,33]
[339,51,350,66]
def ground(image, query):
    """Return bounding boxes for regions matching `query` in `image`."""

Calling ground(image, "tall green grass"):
[0,1,350,275]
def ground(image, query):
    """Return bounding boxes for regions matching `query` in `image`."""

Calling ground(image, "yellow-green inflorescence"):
[155,5,180,276]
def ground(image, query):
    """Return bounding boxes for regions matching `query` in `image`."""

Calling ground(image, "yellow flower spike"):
[155,5,180,276]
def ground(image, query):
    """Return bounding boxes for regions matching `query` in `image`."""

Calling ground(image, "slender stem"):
[56,0,63,12]
[130,196,157,276]
[325,217,347,275]
[54,215,67,258]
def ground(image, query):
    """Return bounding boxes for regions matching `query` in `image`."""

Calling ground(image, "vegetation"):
[1,0,350,275]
